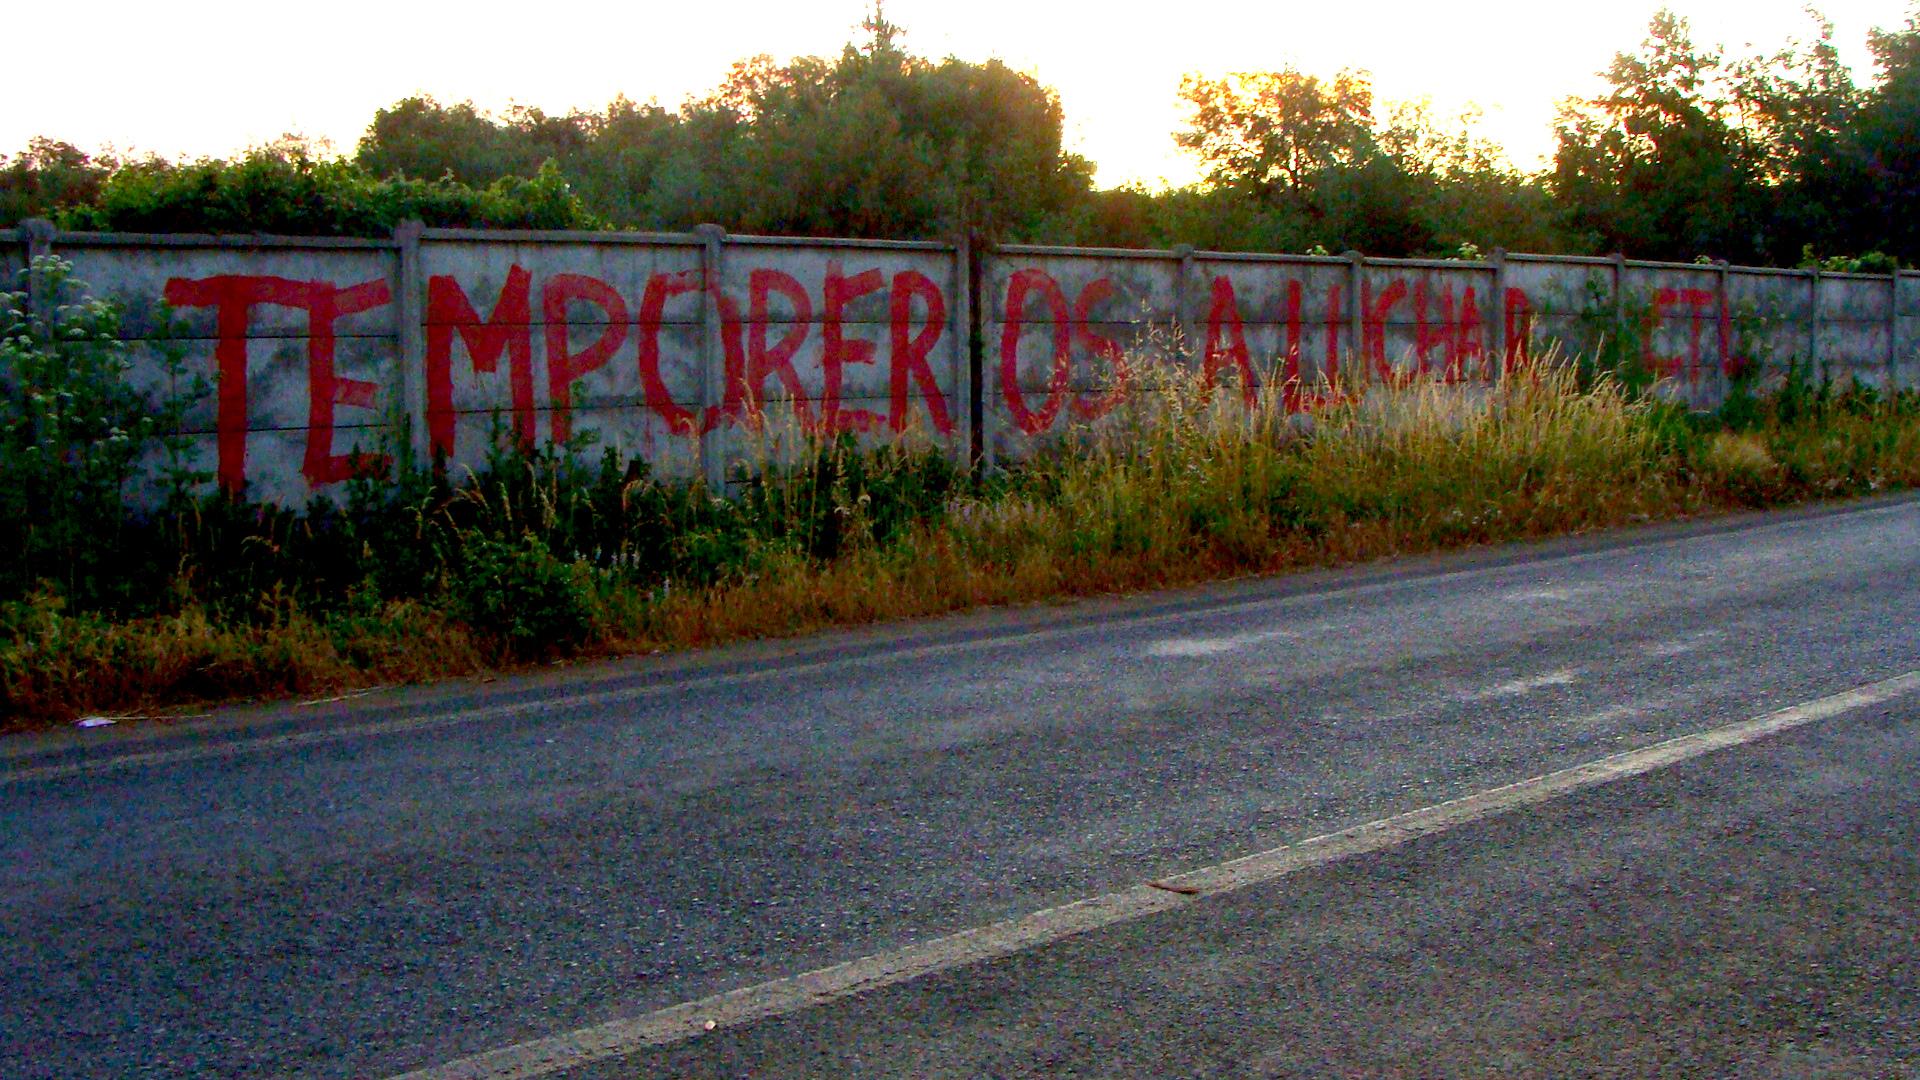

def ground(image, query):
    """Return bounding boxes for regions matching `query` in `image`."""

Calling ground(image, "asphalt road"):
[4,495,1920,1078]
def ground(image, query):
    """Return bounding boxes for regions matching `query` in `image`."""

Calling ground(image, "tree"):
[1727,11,1871,260]
[1848,12,1920,259]
[0,139,114,227]
[1379,101,1561,255]
[1172,69,1558,256]
[1551,10,1767,261]
[671,10,1093,240]
[1175,68,1377,208]
[355,97,545,185]
[344,9,1092,242]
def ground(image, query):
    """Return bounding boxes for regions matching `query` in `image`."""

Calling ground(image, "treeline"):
[5,8,1920,267]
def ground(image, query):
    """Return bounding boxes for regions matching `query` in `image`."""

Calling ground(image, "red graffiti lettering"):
[747,269,814,430]
[1648,287,1717,384]
[1456,286,1485,381]
[701,288,749,435]
[636,270,702,433]
[1504,288,1533,372]
[1718,293,1745,379]
[1323,282,1345,391]
[1281,280,1304,412]
[888,270,950,435]
[162,274,390,492]
[304,279,392,486]
[1204,276,1258,406]
[823,265,886,434]
[543,274,629,445]
[1363,279,1408,382]
[425,268,534,456]
[1000,269,1073,436]
[1413,282,1452,379]
[1071,278,1127,421]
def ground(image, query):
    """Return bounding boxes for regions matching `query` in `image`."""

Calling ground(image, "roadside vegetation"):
[6,254,1919,726]
[11,5,1920,725]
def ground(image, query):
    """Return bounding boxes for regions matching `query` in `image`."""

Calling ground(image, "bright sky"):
[7,1,1915,188]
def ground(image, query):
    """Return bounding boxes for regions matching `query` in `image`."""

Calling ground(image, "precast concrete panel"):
[1357,263,1499,384]
[1502,260,1613,366]
[1725,270,1813,376]
[33,228,1906,499]
[1502,260,1613,315]
[1816,275,1894,385]
[419,238,705,327]
[1818,274,1891,321]
[418,235,965,483]
[1192,257,1354,390]
[59,243,401,339]
[48,239,403,503]
[1896,274,1920,389]
[983,250,1183,461]
[417,237,706,474]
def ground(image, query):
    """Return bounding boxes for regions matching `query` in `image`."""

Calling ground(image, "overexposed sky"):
[7,1,1915,187]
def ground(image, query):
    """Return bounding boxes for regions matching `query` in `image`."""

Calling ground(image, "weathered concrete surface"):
[15,223,1919,501]
[1,493,1918,1077]
[25,228,966,502]
[982,246,1916,458]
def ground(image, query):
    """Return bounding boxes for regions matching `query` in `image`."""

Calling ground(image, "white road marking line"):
[1503,586,1595,603]
[1465,668,1580,701]
[1147,628,1297,657]
[297,686,392,707]
[1645,630,1725,659]
[8,497,1912,784]
[386,669,1920,1080]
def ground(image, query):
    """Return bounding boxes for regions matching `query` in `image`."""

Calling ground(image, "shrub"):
[452,534,597,660]
[0,257,193,611]
[56,149,599,237]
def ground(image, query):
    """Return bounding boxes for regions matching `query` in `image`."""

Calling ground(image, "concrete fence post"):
[969,237,992,470]
[392,220,429,470]
[695,223,727,491]
[1715,259,1730,401]
[1809,267,1821,371]
[1345,251,1364,385]
[1611,253,1627,344]
[948,234,971,468]
[1889,271,1901,392]
[1489,248,1507,380]
[20,218,55,329]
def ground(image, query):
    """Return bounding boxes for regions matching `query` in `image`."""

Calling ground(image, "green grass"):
[6,359,1919,729]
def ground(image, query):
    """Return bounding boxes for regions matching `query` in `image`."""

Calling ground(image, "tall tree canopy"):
[1849,12,1920,258]
[1550,10,1768,262]
[348,11,1090,242]
[1172,67,1551,256]
[9,4,1920,265]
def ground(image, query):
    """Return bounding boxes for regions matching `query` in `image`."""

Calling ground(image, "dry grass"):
[7,359,1919,727]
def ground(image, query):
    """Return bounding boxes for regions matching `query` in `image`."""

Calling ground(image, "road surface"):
[4,495,1919,1078]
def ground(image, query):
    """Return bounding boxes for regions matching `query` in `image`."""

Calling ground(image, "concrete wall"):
[984,246,1919,458]
[8,225,966,505]
[6,222,1914,503]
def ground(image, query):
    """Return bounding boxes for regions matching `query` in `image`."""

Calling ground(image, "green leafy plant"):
[0,256,196,609]
[452,534,597,660]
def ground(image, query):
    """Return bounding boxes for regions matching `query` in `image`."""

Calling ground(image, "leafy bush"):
[452,535,597,660]
[55,148,598,237]
[0,257,195,610]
